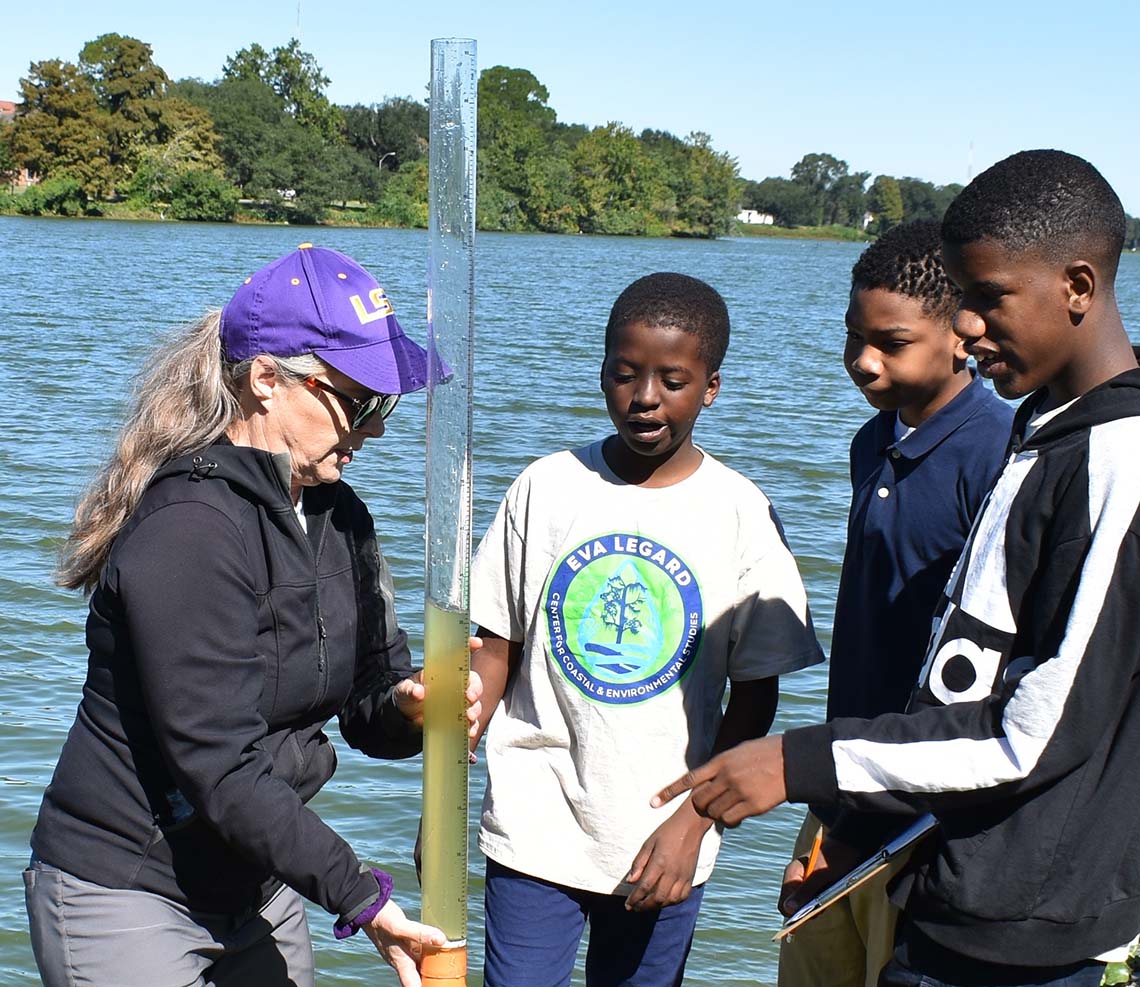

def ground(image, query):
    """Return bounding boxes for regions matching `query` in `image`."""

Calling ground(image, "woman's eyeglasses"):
[305,377,400,429]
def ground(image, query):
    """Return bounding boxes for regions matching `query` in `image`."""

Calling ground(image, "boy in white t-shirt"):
[469,273,824,987]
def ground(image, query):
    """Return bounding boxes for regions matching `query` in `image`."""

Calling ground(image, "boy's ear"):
[703,371,721,407]
[951,330,969,370]
[1065,260,1096,319]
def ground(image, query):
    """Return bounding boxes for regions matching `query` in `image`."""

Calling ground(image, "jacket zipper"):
[291,490,331,708]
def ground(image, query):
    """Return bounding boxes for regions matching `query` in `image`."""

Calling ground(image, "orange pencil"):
[804,825,825,879]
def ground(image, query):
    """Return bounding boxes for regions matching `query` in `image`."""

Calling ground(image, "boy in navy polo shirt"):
[778,221,1012,987]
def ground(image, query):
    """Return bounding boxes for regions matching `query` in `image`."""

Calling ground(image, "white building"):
[736,209,775,225]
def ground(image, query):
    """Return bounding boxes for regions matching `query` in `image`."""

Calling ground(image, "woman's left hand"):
[362,898,447,986]
[393,637,484,736]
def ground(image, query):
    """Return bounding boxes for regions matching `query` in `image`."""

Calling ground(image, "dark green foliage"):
[866,175,905,233]
[78,34,169,180]
[742,177,817,227]
[572,122,672,236]
[643,129,739,238]
[15,174,88,216]
[895,177,962,222]
[0,119,17,184]
[8,37,1043,241]
[1126,215,1140,251]
[342,98,428,172]
[369,158,429,228]
[169,170,237,221]
[787,153,868,227]
[224,39,342,142]
[10,58,114,197]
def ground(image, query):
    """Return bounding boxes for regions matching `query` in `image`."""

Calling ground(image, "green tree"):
[521,151,577,233]
[572,122,672,236]
[78,33,169,181]
[15,173,87,216]
[1126,215,1140,251]
[221,42,271,83]
[742,176,816,226]
[790,152,849,225]
[867,175,904,232]
[371,157,429,228]
[828,171,870,227]
[173,76,295,197]
[341,97,428,173]
[224,39,342,142]
[0,119,17,186]
[477,66,562,231]
[127,98,224,206]
[169,169,238,221]
[10,59,113,198]
[674,131,739,238]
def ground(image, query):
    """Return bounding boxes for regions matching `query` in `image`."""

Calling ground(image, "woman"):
[25,244,481,987]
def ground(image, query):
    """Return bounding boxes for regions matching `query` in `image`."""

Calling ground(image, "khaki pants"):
[777,811,905,987]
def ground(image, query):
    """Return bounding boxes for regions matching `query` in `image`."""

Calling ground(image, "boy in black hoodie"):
[652,150,1140,985]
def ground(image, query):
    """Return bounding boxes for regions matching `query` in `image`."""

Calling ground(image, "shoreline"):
[0,205,875,244]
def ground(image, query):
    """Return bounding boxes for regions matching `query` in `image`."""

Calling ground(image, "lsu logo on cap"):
[543,532,703,705]
[350,287,396,325]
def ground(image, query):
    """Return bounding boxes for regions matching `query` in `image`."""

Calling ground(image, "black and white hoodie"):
[785,368,1140,965]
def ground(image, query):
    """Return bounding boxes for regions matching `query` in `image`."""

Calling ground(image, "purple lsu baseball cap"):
[220,244,433,395]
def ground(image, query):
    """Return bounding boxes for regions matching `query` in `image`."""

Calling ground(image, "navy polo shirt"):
[826,373,1014,721]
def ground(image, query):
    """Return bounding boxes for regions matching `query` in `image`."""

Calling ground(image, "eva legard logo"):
[544,533,703,705]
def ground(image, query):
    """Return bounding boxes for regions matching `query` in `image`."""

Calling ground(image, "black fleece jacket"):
[32,441,421,925]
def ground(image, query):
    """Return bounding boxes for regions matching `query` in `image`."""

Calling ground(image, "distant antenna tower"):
[296,0,302,37]
[967,140,974,183]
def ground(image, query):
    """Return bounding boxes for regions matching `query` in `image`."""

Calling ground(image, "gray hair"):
[58,311,328,591]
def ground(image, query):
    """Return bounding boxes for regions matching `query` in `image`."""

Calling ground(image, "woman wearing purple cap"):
[25,245,481,987]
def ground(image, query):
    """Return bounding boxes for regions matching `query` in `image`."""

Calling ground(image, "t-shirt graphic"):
[471,441,823,893]
[544,532,703,704]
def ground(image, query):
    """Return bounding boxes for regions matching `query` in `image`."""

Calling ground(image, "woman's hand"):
[362,898,447,986]
[393,637,484,736]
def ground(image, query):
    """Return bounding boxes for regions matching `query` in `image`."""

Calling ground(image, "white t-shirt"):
[470,440,824,894]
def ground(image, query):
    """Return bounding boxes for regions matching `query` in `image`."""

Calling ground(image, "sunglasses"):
[305,377,400,429]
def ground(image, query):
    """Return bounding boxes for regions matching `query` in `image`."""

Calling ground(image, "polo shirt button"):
[890,449,901,459]
[877,486,890,499]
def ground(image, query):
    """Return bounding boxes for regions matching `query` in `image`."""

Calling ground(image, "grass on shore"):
[732,220,872,242]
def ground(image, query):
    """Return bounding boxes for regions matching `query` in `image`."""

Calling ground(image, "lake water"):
[2,215,1138,986]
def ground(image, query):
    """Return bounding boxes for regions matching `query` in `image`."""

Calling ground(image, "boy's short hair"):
[605,273,729,373]
[942,149,1125,279]
[850,219,960,322]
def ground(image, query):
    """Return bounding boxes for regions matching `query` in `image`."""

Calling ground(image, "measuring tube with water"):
[421,37,476,987]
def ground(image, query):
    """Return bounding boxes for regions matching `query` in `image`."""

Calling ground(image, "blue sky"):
[3,0,1138,212]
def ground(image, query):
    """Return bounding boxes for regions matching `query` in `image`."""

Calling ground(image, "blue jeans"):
[482,858,706,987]
[879,924,1107,987]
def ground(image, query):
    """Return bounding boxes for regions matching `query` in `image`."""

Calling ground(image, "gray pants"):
[24,859,315,987]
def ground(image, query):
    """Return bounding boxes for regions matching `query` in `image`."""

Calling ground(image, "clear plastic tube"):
[421,36,477,975]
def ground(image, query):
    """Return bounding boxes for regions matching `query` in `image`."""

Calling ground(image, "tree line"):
[0,35,737,236]
[2,34,1137,245]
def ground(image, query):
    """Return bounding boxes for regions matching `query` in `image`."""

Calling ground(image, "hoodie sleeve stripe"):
[830,417,1140,801]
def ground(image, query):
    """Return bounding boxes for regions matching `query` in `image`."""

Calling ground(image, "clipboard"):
[773,813,938,941]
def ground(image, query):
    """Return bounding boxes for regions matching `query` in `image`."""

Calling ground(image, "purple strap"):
[332,868,394,940]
